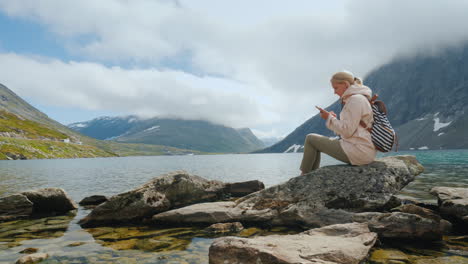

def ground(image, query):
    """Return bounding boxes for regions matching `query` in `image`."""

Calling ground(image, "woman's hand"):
[319,110,337,120]
[319,110,329,120]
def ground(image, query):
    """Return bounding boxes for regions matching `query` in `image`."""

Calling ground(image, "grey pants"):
[300,133,350,173]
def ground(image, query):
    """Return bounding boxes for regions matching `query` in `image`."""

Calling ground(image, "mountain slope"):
[0,110,115,160]
[0,83,200,158]
[69,117,265,153]
[259,44,468,153]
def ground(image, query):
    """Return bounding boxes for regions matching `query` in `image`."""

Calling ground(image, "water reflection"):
[0,151,467,263]
[0,213,75,243]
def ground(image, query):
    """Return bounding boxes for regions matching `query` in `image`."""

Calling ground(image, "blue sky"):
[1,1,467,138]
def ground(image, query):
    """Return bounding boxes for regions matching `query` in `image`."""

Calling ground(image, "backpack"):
[359,94,398,152]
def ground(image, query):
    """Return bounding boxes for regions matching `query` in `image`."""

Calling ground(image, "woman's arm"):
[326,96,364,138]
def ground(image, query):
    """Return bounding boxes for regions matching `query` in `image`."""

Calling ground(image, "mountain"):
[259,43,468,153]
[0,83,198,159]
[69,116,265,153]
[260,137,283,147]
[236,128,266,150]
[0,109,115,160]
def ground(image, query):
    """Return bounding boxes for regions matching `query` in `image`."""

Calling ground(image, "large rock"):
[79,171,264,227]
[21,188,77,214]
[0,194,33,221]
[209,222,377,264]
[430,187,468,224]
[0,188,76,222]
[153,156,424,228]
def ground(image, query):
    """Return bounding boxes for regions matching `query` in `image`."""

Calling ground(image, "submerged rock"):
[369,249,409,264]
[0,214,74,244]
[153,156,424,229]
[0,188,77,222]
[19,248,38,254]
[209,222,377,264]
[15,253,49,264]
[205,222,244,234]
[431,187,468,224]
[79,171,264,227]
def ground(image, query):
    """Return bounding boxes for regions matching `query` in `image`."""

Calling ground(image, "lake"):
[1,150,467,263]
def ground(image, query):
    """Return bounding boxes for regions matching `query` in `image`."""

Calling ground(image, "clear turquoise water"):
[0,150,467,263]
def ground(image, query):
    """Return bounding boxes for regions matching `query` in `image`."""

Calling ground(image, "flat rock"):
[79,171,258,227]
[153,156,424,228]
[209,222,377,264]
[352,212,444,240]
[224,180,265,197]
[391,204,441,222]
[430,187,468,224]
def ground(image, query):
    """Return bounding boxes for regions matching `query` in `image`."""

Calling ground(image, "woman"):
[300,71,376,175]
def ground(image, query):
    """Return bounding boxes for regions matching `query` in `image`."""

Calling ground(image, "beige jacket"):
[326,84,376,165]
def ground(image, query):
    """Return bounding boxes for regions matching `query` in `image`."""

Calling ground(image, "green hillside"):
[0,137,115,160]
[0,110,116,160]
[0,83,204,159]
[0,110,68,140]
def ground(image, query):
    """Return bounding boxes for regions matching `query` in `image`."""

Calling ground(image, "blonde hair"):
[331,71,363,86]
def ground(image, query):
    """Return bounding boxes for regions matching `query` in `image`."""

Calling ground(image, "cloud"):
[0,53,268,128]
[1,0,468,137]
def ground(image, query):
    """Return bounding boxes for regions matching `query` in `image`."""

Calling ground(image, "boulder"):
[430,187,468,224]
[209,222,377,264]
[152,156,424,228]
[79,195,108,206]
[21,188,77,214]
[79,171,263,227]
[0,188,76,222]
[0,194,33,221]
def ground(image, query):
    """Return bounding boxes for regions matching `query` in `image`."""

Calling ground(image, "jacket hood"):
[341,84,372,102]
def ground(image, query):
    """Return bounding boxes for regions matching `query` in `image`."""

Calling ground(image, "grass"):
[0,110,68,140]
[0,137,116,160]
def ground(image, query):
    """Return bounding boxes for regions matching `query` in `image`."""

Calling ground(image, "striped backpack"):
[359,94,397,152]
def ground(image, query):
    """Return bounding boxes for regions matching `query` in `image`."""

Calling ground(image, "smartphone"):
[315,106,324,112]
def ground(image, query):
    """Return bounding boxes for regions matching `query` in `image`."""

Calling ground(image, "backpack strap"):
[360,120,372,132]
[359,94,378,131]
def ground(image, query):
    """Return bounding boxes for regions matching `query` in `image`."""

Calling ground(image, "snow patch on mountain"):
[433,117,452,132]
[70,123,88,128]
[284,144,303,153]
[144,126,160,132]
